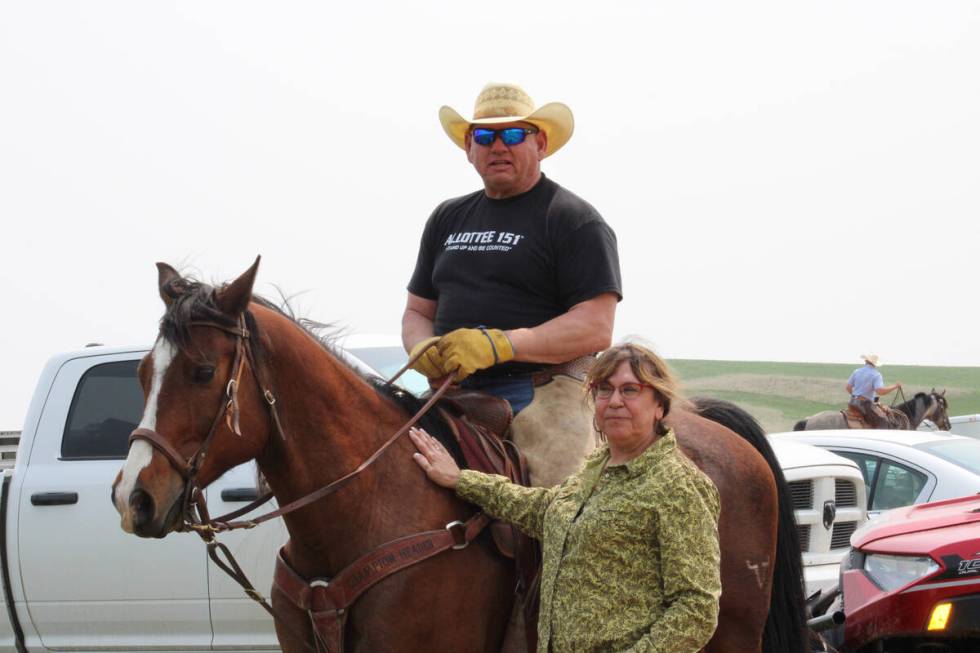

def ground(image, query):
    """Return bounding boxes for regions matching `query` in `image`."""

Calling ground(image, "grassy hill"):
[667,359,980,434]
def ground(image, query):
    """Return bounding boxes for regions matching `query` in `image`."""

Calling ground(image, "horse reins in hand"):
[200,337,458,531]
[130,318,456,533]
[886,387,951,430]
[890,385,907,408]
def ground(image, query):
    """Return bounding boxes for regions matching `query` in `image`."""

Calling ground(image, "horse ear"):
[216,256,261,316]
[156,262,182,306]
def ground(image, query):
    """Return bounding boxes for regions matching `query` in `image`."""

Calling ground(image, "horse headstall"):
[128,314,281,534]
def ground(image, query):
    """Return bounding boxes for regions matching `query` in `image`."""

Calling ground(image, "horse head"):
[930,387,951,431]
[111,257,276,538]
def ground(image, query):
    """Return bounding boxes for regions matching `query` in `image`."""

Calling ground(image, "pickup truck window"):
[62,360,144,459]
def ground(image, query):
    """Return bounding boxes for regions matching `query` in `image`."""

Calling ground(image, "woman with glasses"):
[409,342,721,653]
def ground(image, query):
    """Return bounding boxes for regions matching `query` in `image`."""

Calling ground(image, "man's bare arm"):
[876,382,903,396]
[402,293,438,353]
[505,292,617,365]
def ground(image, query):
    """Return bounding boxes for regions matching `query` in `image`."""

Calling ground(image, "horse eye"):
[192,366,216,384]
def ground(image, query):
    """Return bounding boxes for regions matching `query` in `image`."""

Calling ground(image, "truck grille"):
[797,524,811,552]
[835,479,857,507]
[788,480,813,510]
[831,521,857,549]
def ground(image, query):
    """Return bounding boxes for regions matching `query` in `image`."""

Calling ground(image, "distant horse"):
[111,258,808,653]
[793,390,950,432]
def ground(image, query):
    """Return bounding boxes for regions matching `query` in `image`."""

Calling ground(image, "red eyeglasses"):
[591,382,654,400]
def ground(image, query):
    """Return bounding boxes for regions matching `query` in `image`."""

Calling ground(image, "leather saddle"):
[431,354,595,480]
[843,403,908,429]
[843,404,873,429]
[435,390,526,560]
[438,389,515,440]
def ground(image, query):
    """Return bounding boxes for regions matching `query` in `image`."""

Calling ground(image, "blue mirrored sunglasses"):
[471,127,538,147]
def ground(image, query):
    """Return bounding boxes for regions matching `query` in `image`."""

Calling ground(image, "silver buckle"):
[445,520,468,550]
[309,579,330,589]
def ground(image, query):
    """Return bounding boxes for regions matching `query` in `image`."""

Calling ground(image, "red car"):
[832,493,980,652]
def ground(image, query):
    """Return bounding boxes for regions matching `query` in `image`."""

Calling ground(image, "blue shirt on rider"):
[848,364,883,401]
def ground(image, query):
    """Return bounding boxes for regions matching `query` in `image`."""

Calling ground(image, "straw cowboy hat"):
[861,354,881,367]
[439,82,574,158]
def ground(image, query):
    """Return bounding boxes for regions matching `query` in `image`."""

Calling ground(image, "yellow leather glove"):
[437,327,515,382]
[409,336,450,379]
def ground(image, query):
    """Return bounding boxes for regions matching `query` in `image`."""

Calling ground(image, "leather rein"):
[127,317,486,650]
[129,316,456,534]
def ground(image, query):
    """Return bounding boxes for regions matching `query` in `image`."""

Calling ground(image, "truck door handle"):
[31,492,79,506]
[221,488,259,502]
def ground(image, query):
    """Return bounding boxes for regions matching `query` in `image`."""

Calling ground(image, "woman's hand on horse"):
[409,427,460,489]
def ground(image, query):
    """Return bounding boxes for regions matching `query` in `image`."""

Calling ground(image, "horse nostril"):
[129,488,155,528]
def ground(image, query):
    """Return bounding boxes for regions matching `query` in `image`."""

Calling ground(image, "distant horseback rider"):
[402,82,622,486]
[846,354,903,428]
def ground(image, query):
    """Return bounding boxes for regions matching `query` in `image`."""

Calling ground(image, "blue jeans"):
[461,375,535,415]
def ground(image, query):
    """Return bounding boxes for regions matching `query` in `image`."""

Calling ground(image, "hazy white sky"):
[1,1,978,428]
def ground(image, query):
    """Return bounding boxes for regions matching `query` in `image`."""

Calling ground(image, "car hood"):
[854,494,980,550]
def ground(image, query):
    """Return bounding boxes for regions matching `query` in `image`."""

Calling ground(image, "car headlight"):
[864,553,939,592]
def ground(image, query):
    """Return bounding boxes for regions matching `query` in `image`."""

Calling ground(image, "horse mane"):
[158,277,239,351]
[157,276,465,465]
[894,392,928,418]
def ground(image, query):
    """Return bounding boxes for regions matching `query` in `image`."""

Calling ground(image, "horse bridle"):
[929,392,951,430]
[128,316,273,531]
[129,314,457,535]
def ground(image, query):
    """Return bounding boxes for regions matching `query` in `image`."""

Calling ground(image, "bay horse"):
[793,390,950,432]
[111,258,808,653]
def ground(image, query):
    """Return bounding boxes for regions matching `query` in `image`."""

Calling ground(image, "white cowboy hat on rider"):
[861,354,880,367]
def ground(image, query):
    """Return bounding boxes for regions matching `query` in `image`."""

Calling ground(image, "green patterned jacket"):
[456,430,721,653]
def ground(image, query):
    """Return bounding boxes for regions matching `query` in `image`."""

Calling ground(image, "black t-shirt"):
[408,175,622,376]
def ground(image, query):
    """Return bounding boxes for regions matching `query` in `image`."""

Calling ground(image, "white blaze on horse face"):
[115,338,176,527]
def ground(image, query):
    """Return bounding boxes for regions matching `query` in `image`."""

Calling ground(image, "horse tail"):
[793,419,807,431]
[690,397,810,653]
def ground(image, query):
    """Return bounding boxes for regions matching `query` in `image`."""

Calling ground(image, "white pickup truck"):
[1,344,865,651]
